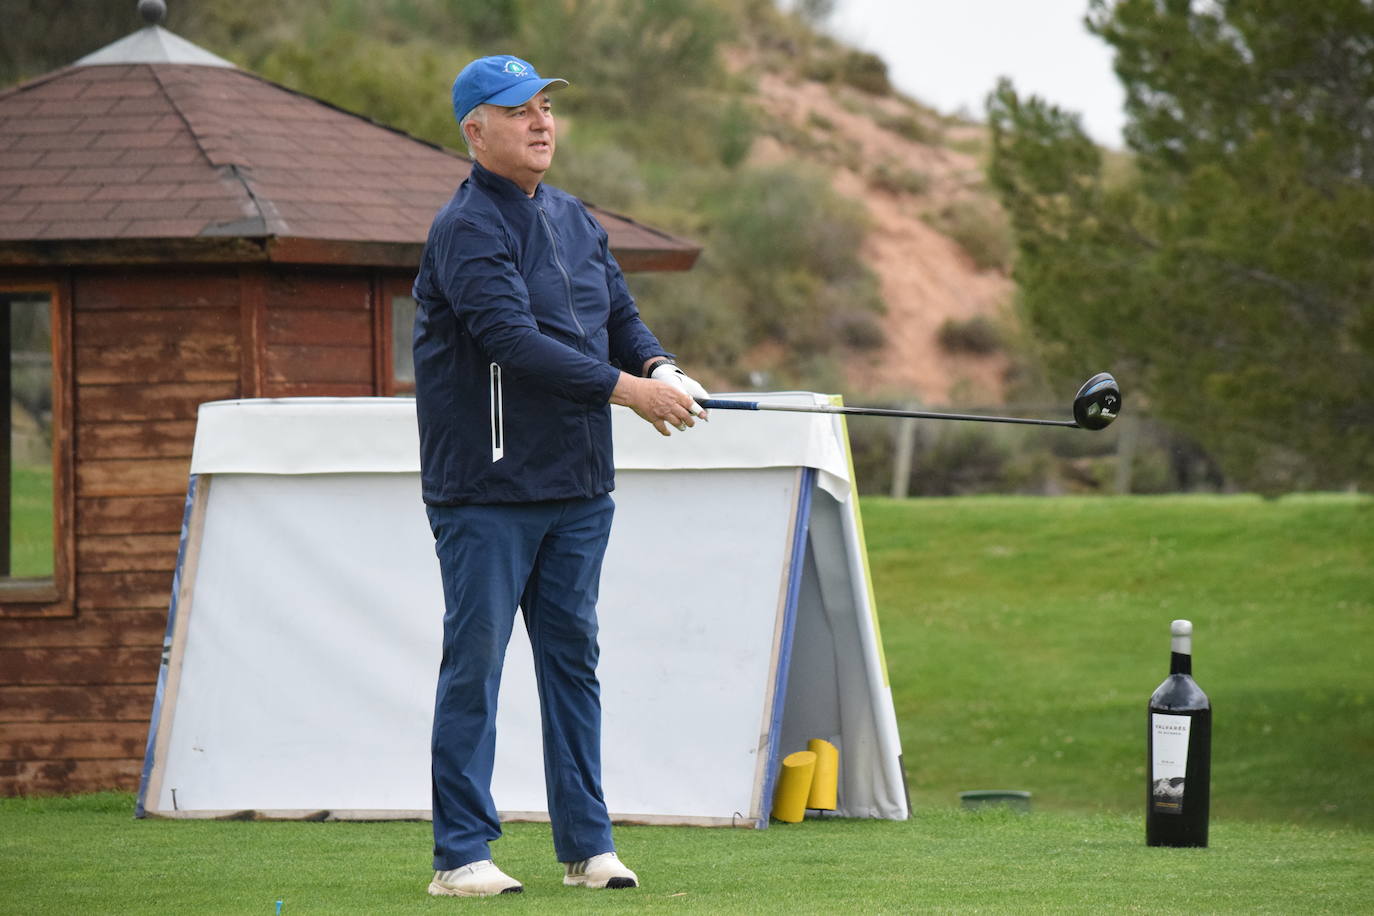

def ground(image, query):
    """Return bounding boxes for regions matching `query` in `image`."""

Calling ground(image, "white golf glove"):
[651,362,710,420]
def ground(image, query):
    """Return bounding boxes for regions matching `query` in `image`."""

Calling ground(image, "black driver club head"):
[1073,372,1121,430]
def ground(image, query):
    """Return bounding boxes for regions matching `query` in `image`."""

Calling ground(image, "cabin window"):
[2,292,55,589]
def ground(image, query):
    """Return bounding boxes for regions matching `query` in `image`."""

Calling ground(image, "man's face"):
[467,94,556,196]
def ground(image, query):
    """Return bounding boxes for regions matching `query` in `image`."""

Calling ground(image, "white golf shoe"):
[563,851,639,889]
[427,859,523,897]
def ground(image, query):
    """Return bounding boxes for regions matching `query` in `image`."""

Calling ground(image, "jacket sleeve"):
[593,214,671,374]
[432,214,622,405]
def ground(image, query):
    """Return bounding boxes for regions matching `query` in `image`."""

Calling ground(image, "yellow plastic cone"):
[806,738,839,811]
[772,750,817,823]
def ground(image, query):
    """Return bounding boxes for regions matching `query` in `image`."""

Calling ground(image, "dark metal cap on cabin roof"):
[0,25,698,271]
[139,0,168,25]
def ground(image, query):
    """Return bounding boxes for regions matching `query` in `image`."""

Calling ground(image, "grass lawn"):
[2,493,1371,913]
[865,493,1373,828]
[2,793,1371,914]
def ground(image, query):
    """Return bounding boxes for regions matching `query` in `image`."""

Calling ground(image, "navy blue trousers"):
[427,495,616,870]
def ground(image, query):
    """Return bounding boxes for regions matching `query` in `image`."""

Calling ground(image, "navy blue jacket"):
[412,161,666,505]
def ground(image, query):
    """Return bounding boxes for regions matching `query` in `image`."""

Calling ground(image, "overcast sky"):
[827,0,1127,148]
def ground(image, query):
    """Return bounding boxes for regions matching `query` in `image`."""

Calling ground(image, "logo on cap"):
[503,60,530,77]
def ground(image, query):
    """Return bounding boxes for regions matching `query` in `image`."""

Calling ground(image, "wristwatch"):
[644,356,675,377]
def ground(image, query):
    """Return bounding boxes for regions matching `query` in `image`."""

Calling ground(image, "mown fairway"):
[864,493,1373,827]
[3,494,1370,913]
[3,794,1370,914]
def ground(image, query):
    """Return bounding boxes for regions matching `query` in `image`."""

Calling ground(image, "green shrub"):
[708,165,874,329]
[718,99,757,168]
[629,263,748,380]
[870,161,930,196]
[802,55,842,84]
[877,111,938,145]
[551,143,646,212]
[925,200,1013,272]
[945,134,987,156]
[807,110,836,133]
[835,309,886,350]
[840,49,891,95]
[257,33,468,148]
[910,426,1015,496]
[936,315,1002,354]
[518,0,729,122]
[802,47,891,96]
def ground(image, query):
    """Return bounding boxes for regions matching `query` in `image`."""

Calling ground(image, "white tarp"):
[139,396,907,825]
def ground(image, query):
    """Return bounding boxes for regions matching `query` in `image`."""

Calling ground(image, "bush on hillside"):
[802,47,891,96]
[877,111,939,145]
[707,165,883,354]
[870,161,930,196]
[925,200,1014,273]
[718,99,758,168]
[936,315,1002,355]
[840,50,892,95]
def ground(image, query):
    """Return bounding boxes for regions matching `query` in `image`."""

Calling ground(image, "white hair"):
[459,104,487,157]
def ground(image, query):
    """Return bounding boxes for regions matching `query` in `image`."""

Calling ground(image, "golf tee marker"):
[806,739,839,811]
[773,751,818,823]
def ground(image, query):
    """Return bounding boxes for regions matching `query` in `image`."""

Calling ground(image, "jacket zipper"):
[536,204,596,491]
[536,206,585,340]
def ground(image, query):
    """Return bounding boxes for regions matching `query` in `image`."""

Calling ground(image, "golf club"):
[696,372,1121,430]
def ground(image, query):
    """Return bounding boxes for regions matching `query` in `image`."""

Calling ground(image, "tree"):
[0,0,145,83]
[988,0,1374,491]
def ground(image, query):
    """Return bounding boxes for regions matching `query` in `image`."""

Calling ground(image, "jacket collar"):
[469,159,545,203]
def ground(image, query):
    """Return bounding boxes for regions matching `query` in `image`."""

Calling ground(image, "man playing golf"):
[411,54,710,897]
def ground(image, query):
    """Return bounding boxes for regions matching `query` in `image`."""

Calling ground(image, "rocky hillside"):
[743,53,1015,406]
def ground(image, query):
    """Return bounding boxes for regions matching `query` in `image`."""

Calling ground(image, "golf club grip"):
[696,399,759,410]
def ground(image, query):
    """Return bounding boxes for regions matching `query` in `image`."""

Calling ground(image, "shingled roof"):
[0,28,699,271]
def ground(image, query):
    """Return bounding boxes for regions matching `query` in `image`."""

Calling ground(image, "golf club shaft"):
[696,399,1080,428]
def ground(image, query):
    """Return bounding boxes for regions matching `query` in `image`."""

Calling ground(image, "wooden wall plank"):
[78,459,191,499]
[76,534,180,573]
[77,571,174,610]
[0,601,69,620]
[2,721,148,761]
[0,758,141,795]
[0,685,153,723]
[75,382,238,422]
[0,609,165,648]
[239,268,266,398]
[77,458,190,499]
[262,381,375,398]
[0,647,160,686]
[372,272,390,395]
[264,345,372,385]
[267,309,371,346]
[73,270,240,311]
[53,273,77,616]
[74,308,239,345]
[76,422,196,461]
[75,338,239,385]
[264,271,370,310]
[78,496,185,535]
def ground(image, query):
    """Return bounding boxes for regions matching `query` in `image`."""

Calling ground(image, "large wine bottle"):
[1146,619,1211,847]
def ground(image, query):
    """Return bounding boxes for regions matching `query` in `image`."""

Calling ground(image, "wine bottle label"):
[1151,713,1191,814]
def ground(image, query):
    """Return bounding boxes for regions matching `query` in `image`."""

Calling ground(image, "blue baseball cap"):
[451,55,568,124]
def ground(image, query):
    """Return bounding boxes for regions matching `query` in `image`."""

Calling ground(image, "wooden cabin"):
[0,19,698,795]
